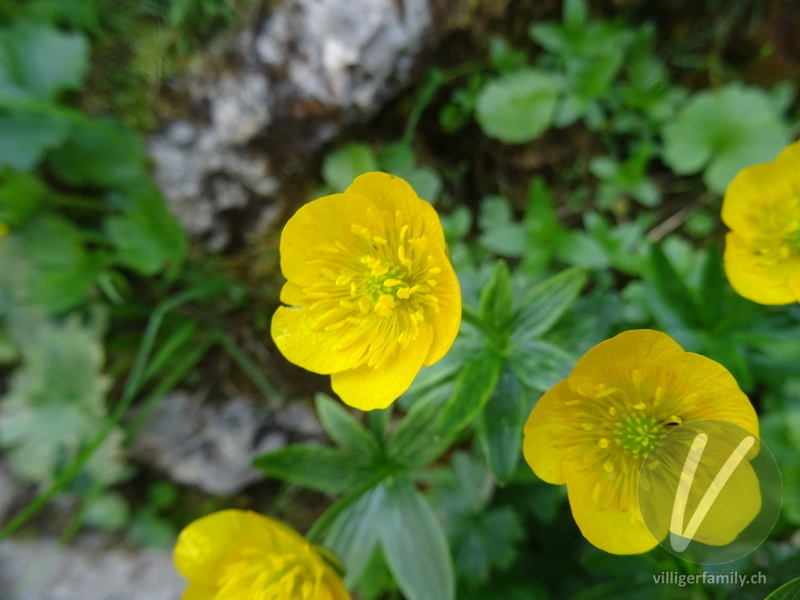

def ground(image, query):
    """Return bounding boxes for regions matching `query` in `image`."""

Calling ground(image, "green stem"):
[218,332,281,405]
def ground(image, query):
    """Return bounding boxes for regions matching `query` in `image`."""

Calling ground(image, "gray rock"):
[0,534,184,600]
[149,0,433,247]
[129,392,324,495]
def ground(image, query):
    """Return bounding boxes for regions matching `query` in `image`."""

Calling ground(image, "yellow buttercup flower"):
[722,139,800,304]
[174,509,351,600]
[271,172,461,410]
[522,330,759,555]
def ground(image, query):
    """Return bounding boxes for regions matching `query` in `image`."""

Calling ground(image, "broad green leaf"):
[315,393,381,459]
[762,577,800,600]
[48,117,147,187]
[0,111,70,171]
[646,243,697,328]
[0,172,48,227]
[105,184,187,275]
[508,339,575,392]
[662,85,790,193]
[479,260,513,331]
[475,69,559,143]
[325,485,385,585]
[477,366,528,483]
[478,195,526,257]
[378,476,454,600]
[322,143,378,192]
[252,445,372,494]
[563,0,588,31]
[0,22,89,100]
[83,492,131,532]
[437,349,502,438]
[511,267,587,340]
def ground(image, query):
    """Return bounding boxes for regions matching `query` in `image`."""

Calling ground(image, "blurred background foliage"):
[0,0,799,598]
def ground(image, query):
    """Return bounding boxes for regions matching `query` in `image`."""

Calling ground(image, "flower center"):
[615,414,663,457]
[785,222,800,251]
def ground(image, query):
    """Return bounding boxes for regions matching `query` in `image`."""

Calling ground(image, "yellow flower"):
[522,330,758,555]
[722,139,800,304]
[174,509,351,600]
[271,172,461,410]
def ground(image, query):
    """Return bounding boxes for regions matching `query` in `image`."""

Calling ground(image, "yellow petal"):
[522,379,572,485]
[180,582,216,600]
[569,329,684,398]
[564,463,659,555]
[723,232,796,305]
[423,258,461,366]
[280,281,305,305]
[773,138,800,167]
[174,510,273,586]
[279,192,380,287]
[657,352,759,436]
[272,306,364,374]
[331,325,432,410]
[345,172,446,250]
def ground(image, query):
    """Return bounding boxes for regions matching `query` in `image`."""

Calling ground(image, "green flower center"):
[786,223,800,251]
[615,414,663,457]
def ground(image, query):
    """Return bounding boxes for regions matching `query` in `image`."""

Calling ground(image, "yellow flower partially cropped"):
[174,509,350,600]
[271,172,461,410]
[522,330,758,555]
[722,139,800,304]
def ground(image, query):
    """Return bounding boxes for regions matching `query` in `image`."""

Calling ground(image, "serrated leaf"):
[477,365,527,483]
[437,349,502,438]
[324,484,385,585]
[105,184,187,275]
[0,111,71,171]
[0,22,89,100]
[479,260,513,331]
[379,476,454,600]
[508,339,575,392]
[511,267,587,341]
[48,117,147,187]
[475,69,559,143]
[662,85,790,193]
[322,143,378,192]
[252,444,372,494]
[315,393,380,459]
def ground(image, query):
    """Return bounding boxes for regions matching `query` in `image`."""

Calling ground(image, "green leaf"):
[315,393,381,459]
[646,243,697,328]
[508,339,575,392]
[437,349,502,438]
[477,365,528,483]
[0,22,89,100]
[455,506,523,585]
[105,184,187,275]
[563,0,588,31]
[511,267,587,341]
[324,485,385,585]
[48,117,147,188]
[662,85,790,193]
[252,444,372,494]
[322,143,378,192]
[389,385,451,467]
[83,492,131,532]
[0,172,48,227]
[764,577,800,600]
[0,111,70,171]
[379,476,454,600]
[475,69,559,144]
[479,260,513,331]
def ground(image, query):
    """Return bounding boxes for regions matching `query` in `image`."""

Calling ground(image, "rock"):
[149,0,433,247]
[0,534,184,600]
[129,391,324,496]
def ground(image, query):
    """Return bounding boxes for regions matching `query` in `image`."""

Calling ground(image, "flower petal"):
[345,172,446,250]
[564,463,658,555]
[522,379,572,485]
[180,582,216,600]
[657,352,758,436]
[331,325,433,410]
[423,258,461,366]
[279,193,380,288]
[723,232,796,305]
[174,510,272,586]
[568,329,685,398]
[272,306,365,374]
